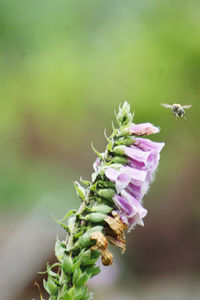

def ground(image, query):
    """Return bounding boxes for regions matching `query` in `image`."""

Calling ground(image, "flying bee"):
[161,103,192,118]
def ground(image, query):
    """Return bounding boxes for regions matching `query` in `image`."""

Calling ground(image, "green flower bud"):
[117,127,130,136]
[75,226,103,249]
[85,212,107,223]
[112,156,127,164]
[91,204,113,214]
[115,137,134,146]
[62,257,73,275]
[113,145,125,155]
[116,101,133,126]
[97,188,115,200]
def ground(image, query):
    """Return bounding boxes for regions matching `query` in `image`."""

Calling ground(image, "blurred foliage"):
[0,0,200,213]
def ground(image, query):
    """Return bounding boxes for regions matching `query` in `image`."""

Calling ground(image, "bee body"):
[161,103,192,118]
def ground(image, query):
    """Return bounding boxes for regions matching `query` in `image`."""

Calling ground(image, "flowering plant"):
[39,102,164,300]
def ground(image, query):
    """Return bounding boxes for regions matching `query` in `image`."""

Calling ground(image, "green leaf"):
[48,278,58,296]
[104,128,111,142]
[107,141,113,152]
[73,249,88,269]
[72,268,82,285]
[62,257,73,275]
[76,272,90,287]
[59,210,77,222]
[74,182,86,201]
[90,249,101,259]
[90,182,97,192]
[97,180,115,189]
[85,265,101,277]
[55,238,66,262]
[51,214,71,234]
[91,172,98,182]
[63,291,73,300]
[74,227,86,239]
[91,142,103,158]
[80,177,91,186]
[43,279,50,295]
[47,269,59,279]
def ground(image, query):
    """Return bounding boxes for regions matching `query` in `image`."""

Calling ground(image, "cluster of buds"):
[40,102,164,300]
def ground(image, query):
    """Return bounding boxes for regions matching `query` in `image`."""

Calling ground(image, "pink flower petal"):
[129,123,160,136]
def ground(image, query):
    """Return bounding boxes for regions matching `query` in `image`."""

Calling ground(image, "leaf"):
[111,121,116,132]
[72,268,82,285]
[107,141,113,152]
[74,182,86,201]
[74,227,86,239]
[85,266,101,277]
[55,238,66,262]
[90,142,103,158]
[91,172,98,182]
[62,257,73,275]
[51,214,71,234]
[104,128,111,142]
[43,279,50,295]
[59,210,77,222]
[38,262,60,275]
[76,272,90,287]
[47,269,59,279]
[63,291,73,300]
[80,177,91,186]
[48,278,58,296]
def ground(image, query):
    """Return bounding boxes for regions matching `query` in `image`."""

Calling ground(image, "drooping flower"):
[103,122,164,231]
[119,122,160,137]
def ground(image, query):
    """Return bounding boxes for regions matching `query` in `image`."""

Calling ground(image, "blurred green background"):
[0,0,200,299]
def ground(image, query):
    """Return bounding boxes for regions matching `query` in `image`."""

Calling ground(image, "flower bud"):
[91,204,113,214]
[113,145,125,156]
[117,127,131,137]
[115,137,135,146]
[116,101,133,126]
[112,156,127,164]
[85,212,107,223]
[75,226,103,249]
[97,188,115,200]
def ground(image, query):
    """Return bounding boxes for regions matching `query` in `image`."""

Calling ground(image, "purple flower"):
[114,190,147,230]
[128,122,160,136]
[104,123,164,231]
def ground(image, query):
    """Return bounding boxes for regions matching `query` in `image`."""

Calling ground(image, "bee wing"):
[161,103,172,108]
[182,104,192,109]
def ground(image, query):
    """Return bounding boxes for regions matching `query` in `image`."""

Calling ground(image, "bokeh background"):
[0,0,200,299]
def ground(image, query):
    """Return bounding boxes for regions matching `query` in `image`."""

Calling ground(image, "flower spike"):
[40,102,164,299]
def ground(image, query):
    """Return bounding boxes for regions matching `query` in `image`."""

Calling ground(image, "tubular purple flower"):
[134,137,165,153]
[128,122,160,136]
[114,190,148,229]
